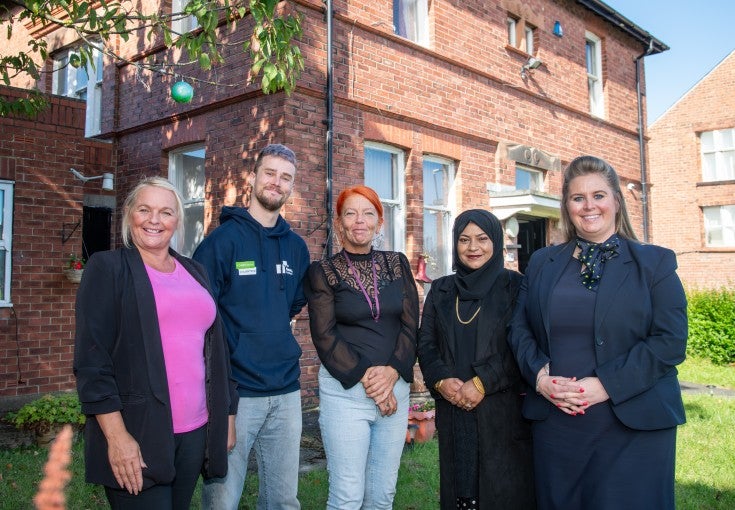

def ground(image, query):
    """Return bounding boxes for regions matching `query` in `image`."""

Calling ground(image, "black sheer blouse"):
[304,249,419,389]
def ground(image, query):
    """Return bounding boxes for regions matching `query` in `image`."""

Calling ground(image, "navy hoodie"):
[193,206,310,397]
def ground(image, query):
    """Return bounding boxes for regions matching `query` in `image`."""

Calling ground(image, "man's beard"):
[254,186,287,211]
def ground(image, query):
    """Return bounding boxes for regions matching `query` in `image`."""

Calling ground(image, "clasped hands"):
[361,365,399,416]
[436,377,483,411]
[536,371,609,416]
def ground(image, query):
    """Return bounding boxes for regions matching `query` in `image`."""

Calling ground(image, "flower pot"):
[35,425,65,447]
[406,410,436,444]
[63,268,84,283]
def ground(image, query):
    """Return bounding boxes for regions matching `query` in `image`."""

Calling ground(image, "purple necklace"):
[342,250,380,322]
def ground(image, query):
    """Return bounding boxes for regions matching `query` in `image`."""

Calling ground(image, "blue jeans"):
[201,390,302,510]
[318,365,409,510]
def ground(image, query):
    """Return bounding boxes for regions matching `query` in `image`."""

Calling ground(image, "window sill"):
[700,247,735,253]
[696,180,735,187]
[505,44,533,59]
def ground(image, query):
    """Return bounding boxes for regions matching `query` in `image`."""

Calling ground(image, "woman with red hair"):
[305,185,419,509]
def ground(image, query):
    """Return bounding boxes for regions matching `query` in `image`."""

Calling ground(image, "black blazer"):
[73,247,238,489]
[508,239,688,431]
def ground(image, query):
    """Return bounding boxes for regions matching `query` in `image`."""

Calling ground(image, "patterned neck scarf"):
[576,235,620,291]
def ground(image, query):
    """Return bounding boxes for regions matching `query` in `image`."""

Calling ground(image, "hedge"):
[686,288,735,365]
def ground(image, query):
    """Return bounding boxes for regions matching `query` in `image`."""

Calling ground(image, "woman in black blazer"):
[418,209,535,510]
[74,177,237,509]
[509,156,687,510]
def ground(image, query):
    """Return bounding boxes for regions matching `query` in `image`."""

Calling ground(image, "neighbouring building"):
[648,50,735,290]
[1,0,667,402]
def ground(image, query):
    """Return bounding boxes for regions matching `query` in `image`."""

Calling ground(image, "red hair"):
[336,185,384,219]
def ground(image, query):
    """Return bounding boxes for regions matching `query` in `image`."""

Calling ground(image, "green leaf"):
[199,53,211,70]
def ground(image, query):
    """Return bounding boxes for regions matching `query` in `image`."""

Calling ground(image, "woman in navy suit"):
[509,156,687,510]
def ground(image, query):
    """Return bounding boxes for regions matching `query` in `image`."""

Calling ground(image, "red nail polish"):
[556,403,561,407]
[582,401,588,406]
[579,388,585,393]
[552,379,557,384]
[549,394,555,399]
[579,410,585,415]
[571,412,577,416]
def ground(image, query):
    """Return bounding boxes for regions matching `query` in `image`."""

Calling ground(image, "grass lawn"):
[0,356,732,509]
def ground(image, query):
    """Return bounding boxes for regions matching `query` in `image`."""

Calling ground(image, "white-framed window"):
[169,145,205,256]
[423,156,455,279]
[703,205,735,247]
[515,166,543,192]
[364,143,406,253]
[701,128,735,182]
[0,181,14,306]
[585,31,604,118]
[172,0,199,35]
[52,44,103,136]
[507,16,534,54]
[393,0,429,46]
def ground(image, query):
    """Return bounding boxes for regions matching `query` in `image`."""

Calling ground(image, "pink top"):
[146,259,215,433]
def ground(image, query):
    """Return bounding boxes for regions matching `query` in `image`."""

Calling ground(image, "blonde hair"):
[121,177,185,248]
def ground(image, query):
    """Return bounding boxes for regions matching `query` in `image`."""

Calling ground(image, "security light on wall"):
[70,168,114,191]
[521,56,543,79]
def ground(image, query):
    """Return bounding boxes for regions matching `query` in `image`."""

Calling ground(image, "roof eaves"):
[577,0,669,55]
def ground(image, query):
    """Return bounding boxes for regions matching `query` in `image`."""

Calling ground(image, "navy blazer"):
[508,239,687,431]
[74,247,238,489]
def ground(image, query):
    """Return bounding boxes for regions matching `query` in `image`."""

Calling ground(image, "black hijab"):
[452,209,504,300]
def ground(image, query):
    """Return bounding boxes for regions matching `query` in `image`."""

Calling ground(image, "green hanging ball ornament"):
[171,81,194,103]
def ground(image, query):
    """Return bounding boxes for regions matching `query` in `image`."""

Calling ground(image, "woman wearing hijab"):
[508,156,687,509]
[417,209,535,510]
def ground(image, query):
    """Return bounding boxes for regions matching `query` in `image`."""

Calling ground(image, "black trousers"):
[104,424,207,510]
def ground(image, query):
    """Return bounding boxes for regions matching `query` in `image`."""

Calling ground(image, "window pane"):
[182,203,204,256]
[585,41,597,75]
[0,250,5,300]
[701,131,714,152]
[422,209,451,279]
[365,148,396,199]
[507,18,516,46]
[181,149,205,201]
[0,190,4,240]
[170,146,205,256]
[394,0,426,44]
[423,160,449,207]
[377,207,395,252]
[525,26,534,54]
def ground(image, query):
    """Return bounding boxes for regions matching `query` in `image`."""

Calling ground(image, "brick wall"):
[649,51,735,289]
[2,0,657,401]
[0,88,114,396]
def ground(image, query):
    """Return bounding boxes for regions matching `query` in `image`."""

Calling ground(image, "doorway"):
[517,217,546,273]
[82,206,112,260]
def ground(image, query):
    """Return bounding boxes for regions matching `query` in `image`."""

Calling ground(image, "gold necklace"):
[455,296,481,325]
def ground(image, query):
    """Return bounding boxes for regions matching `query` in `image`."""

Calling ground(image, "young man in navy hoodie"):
[194,144,310,510]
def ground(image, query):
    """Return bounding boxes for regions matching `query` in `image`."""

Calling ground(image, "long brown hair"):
[559,156,638,242]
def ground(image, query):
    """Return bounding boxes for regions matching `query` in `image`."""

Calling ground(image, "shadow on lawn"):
[676,481,735,510]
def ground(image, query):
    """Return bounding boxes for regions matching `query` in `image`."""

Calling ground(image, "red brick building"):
[648,50,735,290]
[1,0,666,401]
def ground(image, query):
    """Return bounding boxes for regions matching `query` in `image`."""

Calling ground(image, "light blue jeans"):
[201,390,302,510]
[318,365,409,510]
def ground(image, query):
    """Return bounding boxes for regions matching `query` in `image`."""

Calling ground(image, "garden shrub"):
[686,288,735,365]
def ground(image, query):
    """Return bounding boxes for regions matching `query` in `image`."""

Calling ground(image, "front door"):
[517,217,546,274]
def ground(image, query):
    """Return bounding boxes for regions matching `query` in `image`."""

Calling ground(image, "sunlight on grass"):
[1,375,733,509]
[679,356,735,390]
[676,394,735,509]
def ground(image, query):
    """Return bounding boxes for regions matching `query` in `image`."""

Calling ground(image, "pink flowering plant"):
[67,253,85,270]
[409,399,436,413]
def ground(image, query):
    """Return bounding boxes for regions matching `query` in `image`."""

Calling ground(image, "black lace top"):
[304,249,420,389]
